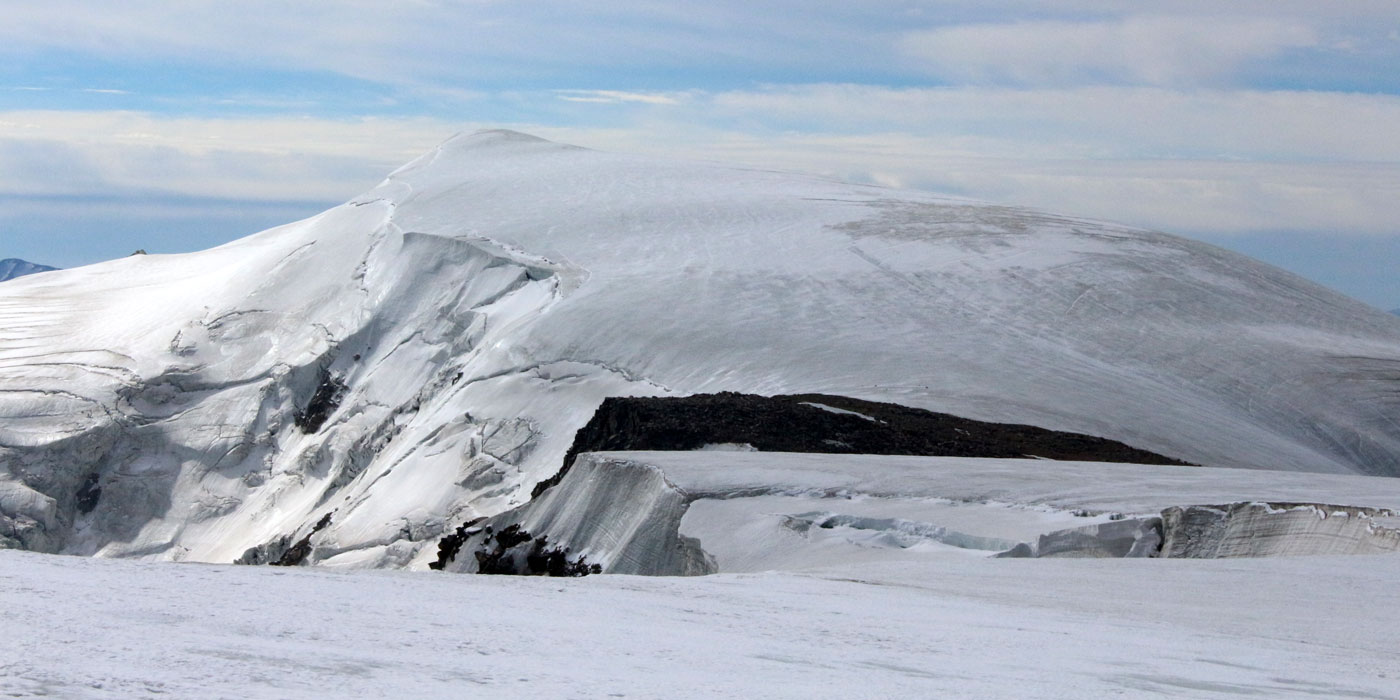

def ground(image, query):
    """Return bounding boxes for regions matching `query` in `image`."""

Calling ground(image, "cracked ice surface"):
[3,129,1400,566]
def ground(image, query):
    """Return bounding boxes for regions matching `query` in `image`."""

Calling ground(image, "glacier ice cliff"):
[1158,502,1400,557]
[996,502,1400,559]
[440,453,1400,576]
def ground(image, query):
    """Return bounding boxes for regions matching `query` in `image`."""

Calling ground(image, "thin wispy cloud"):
[703,85,1400,162]
[900,17,1318,87]
[555,90,684,105]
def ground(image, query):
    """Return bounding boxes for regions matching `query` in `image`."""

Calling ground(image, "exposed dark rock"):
[471,523,600,577]
[532,391,1192,497]
[74,473,102,514]
[235,535,293,565]
[266,512,334,567]
[269,512,333,567]
[429,517,485,570]
[271,537,314,567]
[294,366,347,434]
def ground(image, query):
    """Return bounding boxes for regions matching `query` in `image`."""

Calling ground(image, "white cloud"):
[554,90,685,105]
[900,16,1317,86]
[0,111,458,200]
[703,84,1400,162]
[0,1,1393,101]
[0,1,893,92]
[3,82,1400,240]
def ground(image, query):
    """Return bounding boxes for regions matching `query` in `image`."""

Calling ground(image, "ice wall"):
[436,454,714,575]
[996,517,1163,558]
[1159,502,1400,557]
[446,453,1400,575]
[1000,502,1400,559]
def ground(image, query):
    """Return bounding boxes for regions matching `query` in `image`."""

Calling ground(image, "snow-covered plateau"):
[2,130,1400,697]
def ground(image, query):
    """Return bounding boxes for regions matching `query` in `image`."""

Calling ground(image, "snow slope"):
[0,258,56,283]
[4,542,1399,698]
[9,452,1400,697]
[3,129,1400,568]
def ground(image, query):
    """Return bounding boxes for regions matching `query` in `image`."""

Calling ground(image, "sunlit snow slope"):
[2,129,1399,567]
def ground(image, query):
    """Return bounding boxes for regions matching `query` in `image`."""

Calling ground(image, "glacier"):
[3,129,1400,569]
[438,452,1400,575]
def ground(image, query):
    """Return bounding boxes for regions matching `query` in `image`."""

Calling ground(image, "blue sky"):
[2,1,1399,308]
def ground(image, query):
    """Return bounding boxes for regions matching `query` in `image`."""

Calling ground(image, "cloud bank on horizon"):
[1,1,1398,306]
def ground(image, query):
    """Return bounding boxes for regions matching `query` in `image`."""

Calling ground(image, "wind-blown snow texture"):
[3,129,1400,567]
[0,258,56,283]
[5,545,1400,699]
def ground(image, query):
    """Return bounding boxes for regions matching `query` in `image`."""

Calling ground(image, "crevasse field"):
[3,131,1400,698]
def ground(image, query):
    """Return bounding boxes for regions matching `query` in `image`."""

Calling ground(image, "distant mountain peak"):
[0,258,57,282]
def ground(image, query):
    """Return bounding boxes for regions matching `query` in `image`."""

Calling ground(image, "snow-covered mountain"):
[3,129,1400,569]
[0,258,57,282]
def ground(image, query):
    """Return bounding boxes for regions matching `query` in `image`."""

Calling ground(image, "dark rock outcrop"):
[294,367,347,434]
[533,392,1191,497]
[74,473,102,514]
[237,512,335,566]
[470,524,601,577]
[270,512,334,566]
[429,517,484,570]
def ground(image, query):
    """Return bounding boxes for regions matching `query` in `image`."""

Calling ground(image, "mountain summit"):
[2,130,1399,567]
[0,258,57,282]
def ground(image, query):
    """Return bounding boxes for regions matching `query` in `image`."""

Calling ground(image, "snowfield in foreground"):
[7,452,1398,698]
[3,546,1398,699]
